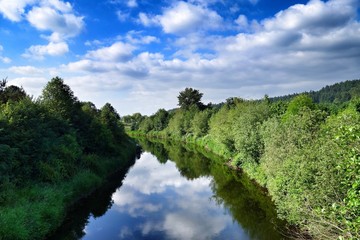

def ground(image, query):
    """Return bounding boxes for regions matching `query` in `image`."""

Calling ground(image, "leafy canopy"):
[178,87,204,109]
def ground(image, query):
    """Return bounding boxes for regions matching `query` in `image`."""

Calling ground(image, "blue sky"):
[0,0,359,115]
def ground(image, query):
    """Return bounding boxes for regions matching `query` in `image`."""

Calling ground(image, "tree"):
[2,86,27,103]
[0,78,26,104]
[41,77,78,121]
[178,88,204,109]
[283,94,314,121]
[100,103,125,143]
[152,109,169,131]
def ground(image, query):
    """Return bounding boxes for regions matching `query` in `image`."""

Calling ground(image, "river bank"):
[0,139,137,240]
[125,95,360,239]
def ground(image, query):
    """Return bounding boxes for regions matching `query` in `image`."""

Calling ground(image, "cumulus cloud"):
[138,12,158,27]
[116,10,129,22]
[26,4,84,39]
[138,1,223,35]
[235,15,249,29]
[127,0,137,8]
[85,42,135,62]
[23,41,69,59]
[123,31,159,45]
[0,0,36,22]
[263,0,357,32]
[59,0,360,115]
[0,0,84,40]
[158,1,223,34]
[9,65,43,75]
[1,0,84,60]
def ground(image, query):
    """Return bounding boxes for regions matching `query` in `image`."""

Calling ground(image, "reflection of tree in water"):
[139,138,288,240]
[138,138,212,180]
[137,138,169,164]
[47,158,136,240]
[209,166,287,240]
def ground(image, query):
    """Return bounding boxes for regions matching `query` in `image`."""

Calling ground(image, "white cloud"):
[0,0,36,22]
[9,66,43,75]
[57,0,360,116]
[138,12,158,27]
[26,5,84,39]
[67,59,116,73]
[127,0,137,8]
[157,1,223,34]
[45,0,72,13]
[85,42,135,62]
[116,10,129,22]
[263,0,357,32]
[8,77,48,96]
[0,56,11,63]
[123,31,159,45]
[23,41,69,59]
[235,15,249,30]
[0,0,83,40]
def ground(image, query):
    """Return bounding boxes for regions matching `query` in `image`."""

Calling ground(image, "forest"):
[125,79,360,239]
[0,77,136,239]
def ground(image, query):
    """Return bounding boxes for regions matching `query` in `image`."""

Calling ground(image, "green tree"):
[100,103,125,143]
[282,94,314,121]
[138,116,154,133]
[0,79,27,104]
[178,87,204,109]
[152,109,169,131]
[191,109,212,138]
[2,86,26,103]
[41,77,78,121]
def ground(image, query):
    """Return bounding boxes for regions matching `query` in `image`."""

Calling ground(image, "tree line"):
[126,82,360,239]
[0,77,135,239]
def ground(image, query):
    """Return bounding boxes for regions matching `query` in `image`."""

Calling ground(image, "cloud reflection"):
[108,152,246,240]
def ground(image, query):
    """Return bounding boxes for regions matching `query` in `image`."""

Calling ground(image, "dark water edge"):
[47,138,289,240]
[46,156,137,240]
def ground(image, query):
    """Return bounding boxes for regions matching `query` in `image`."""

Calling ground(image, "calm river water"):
[49,139,287,240]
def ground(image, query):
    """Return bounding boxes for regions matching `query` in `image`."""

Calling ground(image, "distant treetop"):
[177,87,204,110]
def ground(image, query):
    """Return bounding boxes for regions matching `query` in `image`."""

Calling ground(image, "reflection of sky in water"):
[82,152,250,240]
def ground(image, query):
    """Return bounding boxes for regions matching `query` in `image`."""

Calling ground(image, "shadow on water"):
[47,154,139,240]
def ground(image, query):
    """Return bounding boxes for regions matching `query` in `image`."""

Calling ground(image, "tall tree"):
[100,103,125,143]
[41,76,78,121]
[177,87,204,109]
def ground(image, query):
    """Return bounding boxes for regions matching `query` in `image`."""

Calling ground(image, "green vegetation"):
[0,77,136,240]
[127,79,360,239]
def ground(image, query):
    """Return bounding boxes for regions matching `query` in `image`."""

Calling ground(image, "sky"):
[0,0,359,115]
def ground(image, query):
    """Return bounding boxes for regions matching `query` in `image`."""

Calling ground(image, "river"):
[48,139,287,240]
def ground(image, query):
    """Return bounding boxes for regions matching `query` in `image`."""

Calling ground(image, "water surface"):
[49,140,286,240]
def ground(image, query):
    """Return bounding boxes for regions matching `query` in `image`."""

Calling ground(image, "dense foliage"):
[127,80,360,239]
[0,77,135,239]
[271,79,360,104]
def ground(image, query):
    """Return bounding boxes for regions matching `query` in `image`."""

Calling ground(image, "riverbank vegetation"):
[126,80,360,239]
[0,77,136,240]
